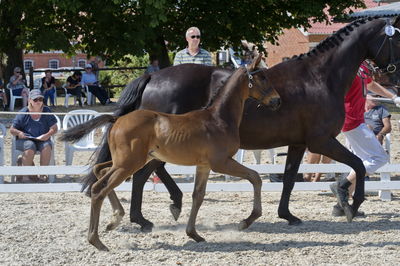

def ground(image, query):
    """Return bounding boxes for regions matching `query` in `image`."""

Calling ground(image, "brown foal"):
[70,55,280,251]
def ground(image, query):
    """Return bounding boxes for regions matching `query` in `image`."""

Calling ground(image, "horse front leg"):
[186,165,210,242]
[211,158,262,230]
[309,137,365,222]
[154,162,183,221]
[129,159,160,231]
[278,145,306,225]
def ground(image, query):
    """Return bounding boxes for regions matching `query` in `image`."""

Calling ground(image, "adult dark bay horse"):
[85,16,400,232]
[61,56,281,251]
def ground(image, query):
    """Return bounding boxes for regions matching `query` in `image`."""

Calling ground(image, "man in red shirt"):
[331,62,400,220]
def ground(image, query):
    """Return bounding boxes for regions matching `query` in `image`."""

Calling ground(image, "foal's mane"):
[204,67,247,109]
[294,16,380,60]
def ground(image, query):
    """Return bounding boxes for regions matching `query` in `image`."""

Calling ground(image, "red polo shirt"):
[342,65,373,132]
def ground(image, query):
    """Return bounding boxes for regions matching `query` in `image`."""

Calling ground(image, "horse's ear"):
[393,16,400,27]
[248,53,262,71]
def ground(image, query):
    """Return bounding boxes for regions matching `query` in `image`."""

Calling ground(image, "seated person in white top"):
[81,64,111,105]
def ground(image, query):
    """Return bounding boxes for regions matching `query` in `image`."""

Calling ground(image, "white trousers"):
[343,123,388,175]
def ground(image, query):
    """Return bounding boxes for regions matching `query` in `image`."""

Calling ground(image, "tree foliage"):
[0,0,365,79]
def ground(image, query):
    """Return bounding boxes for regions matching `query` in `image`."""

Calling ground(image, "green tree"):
[0,0,81,81]
[0,0,365,80]
[78,0,365,67]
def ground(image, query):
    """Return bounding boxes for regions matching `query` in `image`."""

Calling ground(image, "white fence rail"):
[1,163,399,201]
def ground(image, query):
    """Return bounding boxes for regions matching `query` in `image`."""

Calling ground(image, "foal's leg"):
[93,161,125,231]
[186,165,210,242]
[88,167,117,251]
[89,166,137,251]
[309,137,365,222]
[278,145,305,225]
[211,158,262,230]
[130,159,161,231]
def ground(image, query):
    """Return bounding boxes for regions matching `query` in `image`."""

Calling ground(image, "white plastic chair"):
[7,83,23,111]
[0,123,6,183]
[63,83,77,108]
[62,110,100,165]
[84,85,96,105]
[11,115,61,183]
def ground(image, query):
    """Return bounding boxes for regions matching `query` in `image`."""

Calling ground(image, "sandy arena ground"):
[0,111,399,264]
[0,191,399,265]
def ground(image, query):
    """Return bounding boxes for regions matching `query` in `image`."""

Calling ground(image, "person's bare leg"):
[21,149,35,182]
[40,145,52,166]
[304,152,321,182]
[22,149,35,166]
[39,145,52,182]
[22,88,29,107]
[313,155,332,182]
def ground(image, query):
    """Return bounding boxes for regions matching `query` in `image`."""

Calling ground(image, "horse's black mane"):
[204,67,247,109]
[293,16,379,60]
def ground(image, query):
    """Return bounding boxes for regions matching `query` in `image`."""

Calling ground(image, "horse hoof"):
[343,204,354,223]
[89,238,109,251]
[288,219,302,226]
[169,204,181,221]
[140,222,154,232]
[106,223,118,231]
[238,220,248,230]
[191,235,205,243]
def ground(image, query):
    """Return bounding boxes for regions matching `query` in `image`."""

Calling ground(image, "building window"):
[24,60,34,72]
[48,59,59,69]
[78,59,87,68]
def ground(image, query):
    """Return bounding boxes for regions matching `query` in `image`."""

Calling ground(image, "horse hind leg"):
[89,166,139,251]
[309,137,365,223]
[210,157,262,230]
[93,161,125,230]
[88,167,117,251]
[106,190,125,231]
[186,165,210,242]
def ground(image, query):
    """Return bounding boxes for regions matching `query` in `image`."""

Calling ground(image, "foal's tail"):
[79,73,151,197]
[59,115,117,143]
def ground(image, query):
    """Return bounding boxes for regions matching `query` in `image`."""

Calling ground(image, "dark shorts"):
[12,88,23,96]
[16,139,52,152]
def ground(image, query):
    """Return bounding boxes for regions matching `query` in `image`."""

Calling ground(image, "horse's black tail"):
[59,115,116,143]
[116,73,151,116]
[80,73,151,196]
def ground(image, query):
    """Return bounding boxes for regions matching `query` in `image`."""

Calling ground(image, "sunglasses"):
[33,98,43,102]
[15,72,20,73]
[190,35,201,39]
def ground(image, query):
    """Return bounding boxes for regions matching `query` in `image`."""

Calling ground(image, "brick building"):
[22,51,103,72]
[264,0,385,67]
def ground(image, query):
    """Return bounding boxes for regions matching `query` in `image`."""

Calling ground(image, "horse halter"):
[245,67,272,104]
[374,20,400,74]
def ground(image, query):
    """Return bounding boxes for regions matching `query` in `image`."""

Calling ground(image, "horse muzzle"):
[267,96,281,111]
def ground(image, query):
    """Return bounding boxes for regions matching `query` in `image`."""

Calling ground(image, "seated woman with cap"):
[8,66,29,107]
[9,89,58,183]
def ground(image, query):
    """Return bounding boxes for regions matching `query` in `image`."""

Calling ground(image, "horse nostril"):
[270,97,281,110]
